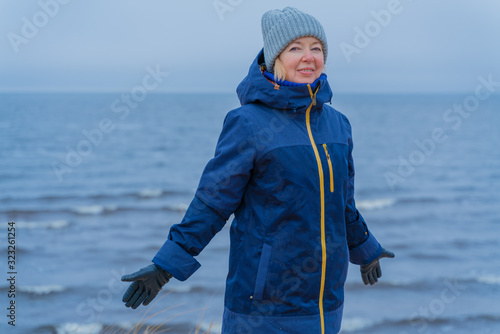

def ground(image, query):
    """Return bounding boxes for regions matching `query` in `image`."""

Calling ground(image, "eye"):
[289,46,300,51]
[312,47,322,52]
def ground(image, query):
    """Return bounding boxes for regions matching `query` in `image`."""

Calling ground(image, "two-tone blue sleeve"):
[153,196,228,281]
[343,116,382,265]
[153,110,255,281]
[195,110,256,214]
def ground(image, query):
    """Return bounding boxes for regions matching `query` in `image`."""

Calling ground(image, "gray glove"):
[121,263,172,309]
[360,248,395,285]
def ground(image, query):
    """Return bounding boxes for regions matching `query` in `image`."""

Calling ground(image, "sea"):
[0,92,499,334]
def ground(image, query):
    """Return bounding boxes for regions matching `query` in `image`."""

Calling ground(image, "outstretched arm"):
[121,110,256,308]
[342,115,394,284]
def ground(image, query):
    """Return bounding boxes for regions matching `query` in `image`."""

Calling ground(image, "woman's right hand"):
[121,264,172,309]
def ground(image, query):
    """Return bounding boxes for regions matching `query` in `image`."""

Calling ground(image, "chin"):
[287,73,321,85]
[297,78,317,84]
[293,74,321,84]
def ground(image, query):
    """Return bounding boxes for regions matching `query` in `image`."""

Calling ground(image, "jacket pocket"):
[323,144,334,193]
[253,243,272,301]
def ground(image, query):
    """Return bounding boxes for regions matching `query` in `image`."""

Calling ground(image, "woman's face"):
[278,36,325,84]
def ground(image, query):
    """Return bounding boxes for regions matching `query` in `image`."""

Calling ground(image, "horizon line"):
[0,88,495,96]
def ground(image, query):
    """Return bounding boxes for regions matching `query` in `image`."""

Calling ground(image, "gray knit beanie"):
[261,7,328,73]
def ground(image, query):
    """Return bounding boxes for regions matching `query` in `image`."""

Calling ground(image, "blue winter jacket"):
[153,50,382,334]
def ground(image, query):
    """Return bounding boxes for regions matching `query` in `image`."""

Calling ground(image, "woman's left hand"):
[360,248,395,285]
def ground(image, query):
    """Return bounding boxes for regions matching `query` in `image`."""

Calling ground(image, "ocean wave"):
[16,220,69,229]
[0,284,67,296]
[1,203,190,217]
[167,285,195,293]
[346,274,500,292]
[19,285,67,296]
[397,196,441,204]
[341,313,500,333]
[386,313,500,328]
[356,198,396,211]
[345,278,420,291]
[138,188,164,198]
[356,195,469,211]
[340,317,376,332]
[0,188,190,203]
[108,203,189,214]
[447,237,500,249]
[73,205,117,215]
[407,252,453,260]
[476,274,500,286]
[56,322,103,334]
[163,203,189,213]
[165,284,224,295]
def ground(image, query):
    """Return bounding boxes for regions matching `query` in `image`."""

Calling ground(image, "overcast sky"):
[1,0,499,93]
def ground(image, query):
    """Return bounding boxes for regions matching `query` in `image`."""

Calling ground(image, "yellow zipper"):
[322,144,334,193]
[305,85,327,334]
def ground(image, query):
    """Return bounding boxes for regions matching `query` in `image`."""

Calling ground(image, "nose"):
[302,50,314,63]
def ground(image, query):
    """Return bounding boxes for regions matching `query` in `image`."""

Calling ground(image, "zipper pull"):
[307,84,317,106]
[313,86,319,106]
[323,144,330,160]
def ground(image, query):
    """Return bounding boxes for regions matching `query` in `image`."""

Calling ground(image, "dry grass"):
[82,290,217,334]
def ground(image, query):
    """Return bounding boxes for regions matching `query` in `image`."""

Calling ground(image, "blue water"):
[0,92,499,334]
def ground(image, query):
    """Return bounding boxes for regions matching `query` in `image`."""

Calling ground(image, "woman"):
[122,7,394,334]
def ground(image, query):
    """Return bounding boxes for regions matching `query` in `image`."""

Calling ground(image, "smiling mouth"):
[298,69,315,74]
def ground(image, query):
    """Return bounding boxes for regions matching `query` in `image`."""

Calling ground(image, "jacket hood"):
[236,49,333,112]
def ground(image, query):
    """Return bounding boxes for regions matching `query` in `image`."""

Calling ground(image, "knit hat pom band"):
[261,7,328,73]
